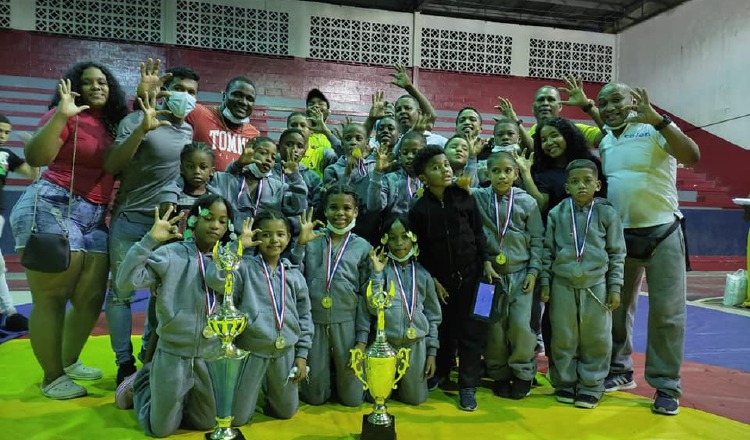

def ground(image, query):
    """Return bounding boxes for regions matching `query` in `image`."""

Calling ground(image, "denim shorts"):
[9,179,109,253]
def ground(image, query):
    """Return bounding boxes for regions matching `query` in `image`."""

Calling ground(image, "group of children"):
[107,91,627,436]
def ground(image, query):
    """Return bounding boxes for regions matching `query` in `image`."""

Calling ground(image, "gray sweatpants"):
[550,280,611,398]
[393,338,428,405]
[300,321,364,407]
[484,270,537,382]
[610,225,686,398]
[233,349,299,426]
[133,349,216,438]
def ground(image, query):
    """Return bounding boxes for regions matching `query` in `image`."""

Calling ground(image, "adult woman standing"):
[10,62,127,399]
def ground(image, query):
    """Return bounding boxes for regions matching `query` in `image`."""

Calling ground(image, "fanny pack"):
[623,219,681,260]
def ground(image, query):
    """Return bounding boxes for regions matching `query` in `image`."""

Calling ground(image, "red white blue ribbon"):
[392,261,416,325]
[197,252,216,316]
[261,258,286,332]
[326,232,352,293]
[493,187,515,247]
[570,198,595,263]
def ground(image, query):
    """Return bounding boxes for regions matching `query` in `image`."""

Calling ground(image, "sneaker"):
[492,380,512,398]
[652,390,680,415]
[116,361,137,385]
[1,313,29,331]
[574,393,600,409]
[40,375,87,400]
[555,389,575,404]
[115,371,138,409]
[63,361,103,381]
[510,379,532,400]
[604,372,636,392]
[458,387,478,411]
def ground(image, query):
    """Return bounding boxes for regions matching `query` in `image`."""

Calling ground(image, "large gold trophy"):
[350,281,411,440]
[204,241,249,440]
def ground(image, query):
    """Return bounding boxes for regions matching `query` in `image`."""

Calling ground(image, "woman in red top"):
[9,62,127,399]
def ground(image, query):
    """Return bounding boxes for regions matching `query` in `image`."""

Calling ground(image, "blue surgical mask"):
[165,91,196,119]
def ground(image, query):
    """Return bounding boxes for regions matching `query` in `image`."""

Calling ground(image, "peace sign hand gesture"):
[149,205,184,243]
[369,246,388,273]
[55,78,90,119]
[297,208,325,245]
[624,87,662,126]
[137,91,172,132]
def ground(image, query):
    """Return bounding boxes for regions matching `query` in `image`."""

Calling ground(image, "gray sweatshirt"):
[540,197,626,292]
[369,261,442,356]
[366,167,420,216]
[115,234,221,358]
[206,254,314,360]
[473,186,545,276]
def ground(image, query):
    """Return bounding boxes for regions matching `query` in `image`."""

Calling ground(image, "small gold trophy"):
[204,241,249,440]
[350,281,411,440]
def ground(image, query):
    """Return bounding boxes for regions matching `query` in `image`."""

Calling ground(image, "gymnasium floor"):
[1,271,748,439]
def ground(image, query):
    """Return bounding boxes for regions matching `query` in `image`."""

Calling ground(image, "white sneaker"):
[115,371,138,409]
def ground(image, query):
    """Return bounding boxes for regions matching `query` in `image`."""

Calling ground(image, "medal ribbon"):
[325,232,353,292]
[406,175,421,199]
[493,187,515,248]
[392,261,416,324]
[357,158,366,176]
[570,198,595,263]
[261,259,286,332]
[237,177,264,215]
[197,252,216,316]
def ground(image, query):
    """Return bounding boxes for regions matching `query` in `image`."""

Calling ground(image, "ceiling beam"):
[527,0,623,12]
[414,0,433,10]
[422,6,608,32]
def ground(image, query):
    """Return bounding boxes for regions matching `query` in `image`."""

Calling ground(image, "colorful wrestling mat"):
[1,295,748,439]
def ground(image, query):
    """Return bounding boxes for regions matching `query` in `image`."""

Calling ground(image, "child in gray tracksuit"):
[115,194,237,437]
[367,215,442,405]
[292,185,372,407]
[207,210,313,426]
[473,152,544,400]
[540,159,626,409]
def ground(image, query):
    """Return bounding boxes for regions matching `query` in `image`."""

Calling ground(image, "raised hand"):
[512,148,534,177]
[369,246,388,273]
[281,156,299,176]
[148,205,184,243]
[237,138,259,167]
[308,107,327,133]
[494,97,518,121]
[558,74,590,108]
[624,87,662,126]
[389,64,413,90]
[136,58,172,99]
[297,208,325,245]
[369,91,386,120]
[412,114,432,133]
[55,78,90,118]
[239,217,262,249]
[375,145,396,172]
[137,91,172,132]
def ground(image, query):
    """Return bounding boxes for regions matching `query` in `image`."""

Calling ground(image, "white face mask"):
[387,247,416,263]
[492,143,520,154]
[326,219,356,235]
[222,105,250,125]
[165,91,196,119]
[605,110,637,131]
[246,163,271,179]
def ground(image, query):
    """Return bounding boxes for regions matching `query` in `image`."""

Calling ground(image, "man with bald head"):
[596,82,700,416]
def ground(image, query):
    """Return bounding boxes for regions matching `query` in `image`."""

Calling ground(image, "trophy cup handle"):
[349,348,369,390]
[392,348,411,389]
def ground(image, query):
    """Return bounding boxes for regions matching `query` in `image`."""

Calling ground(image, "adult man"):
[596,82,700,416]
[105,66,200,384]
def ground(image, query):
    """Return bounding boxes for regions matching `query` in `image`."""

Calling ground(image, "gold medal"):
[202,325,216,339]
[352,148,362,159]
[415,187,424,198]
[275,336,286,350]
[495,252,507,265]
[321,296,333,309]
[406,326,417,340]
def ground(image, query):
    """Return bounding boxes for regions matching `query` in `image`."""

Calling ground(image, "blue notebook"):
[471,282,496,321]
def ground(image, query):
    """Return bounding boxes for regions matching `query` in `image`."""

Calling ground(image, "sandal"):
[40,375,87,400]
[64,361,103,381]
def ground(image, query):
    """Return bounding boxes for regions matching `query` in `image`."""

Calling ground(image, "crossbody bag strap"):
[29,116,78,235]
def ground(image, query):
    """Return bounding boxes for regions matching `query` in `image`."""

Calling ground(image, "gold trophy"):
[204,241,249,440]
[350,281,411,440]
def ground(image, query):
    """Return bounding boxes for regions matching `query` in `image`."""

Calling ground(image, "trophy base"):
[205,428,246,440]
[361,414,397,440]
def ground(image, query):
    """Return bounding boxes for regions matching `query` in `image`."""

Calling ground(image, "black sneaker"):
[458,387,477,411]
[604,372,636,392]
[652,390,680,415]
[116,361,137,386]
[574,393,600,409]
[427,375,445,392]
[555,389,575,404]
[510,379,532,400]
[492,380,512,398]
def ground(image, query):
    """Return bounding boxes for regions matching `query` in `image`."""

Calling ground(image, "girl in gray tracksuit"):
[207,210,313,426]
[292,186,373,407]
[116,194,236,438]
[367,215,442,405]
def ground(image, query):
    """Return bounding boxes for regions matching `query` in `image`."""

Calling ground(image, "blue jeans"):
[105,213,152,366]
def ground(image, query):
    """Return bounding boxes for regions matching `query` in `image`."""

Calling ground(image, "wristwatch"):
[653,114,672,131]
[516,119,523,126]
[581,100,594,112]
